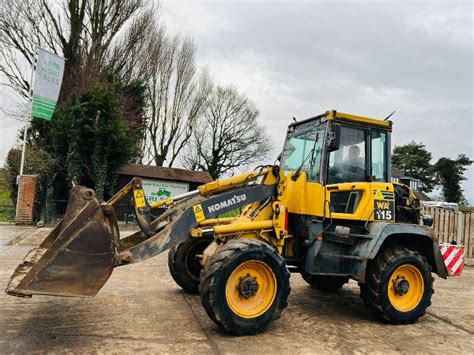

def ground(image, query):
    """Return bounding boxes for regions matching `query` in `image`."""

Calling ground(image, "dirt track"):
[1,225,473,353]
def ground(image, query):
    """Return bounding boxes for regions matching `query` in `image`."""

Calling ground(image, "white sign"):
[31,49,65,120]
[142,178,189,204]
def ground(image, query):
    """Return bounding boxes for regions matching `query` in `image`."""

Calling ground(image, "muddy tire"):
[168,237,213,293]
[361,246,433,324]
[200,239,290,335]
[301,273,348,291]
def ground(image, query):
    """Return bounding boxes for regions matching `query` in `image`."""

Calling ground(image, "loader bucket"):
[6,185,119,298]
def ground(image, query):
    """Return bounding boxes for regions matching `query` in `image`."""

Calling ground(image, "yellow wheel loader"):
[6,110,449,335]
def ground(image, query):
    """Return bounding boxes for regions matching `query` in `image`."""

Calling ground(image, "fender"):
[356,222,448,281]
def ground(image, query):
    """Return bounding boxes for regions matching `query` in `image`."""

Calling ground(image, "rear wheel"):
[361,246,433,324]
[168,237,213,293]
[200,239,290,335]
[301,273,349,291]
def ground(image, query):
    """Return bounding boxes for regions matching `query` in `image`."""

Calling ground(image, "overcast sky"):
[0,0,472,202]
[161,0,473,202]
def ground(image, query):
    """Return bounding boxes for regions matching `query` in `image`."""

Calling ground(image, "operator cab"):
[281,110,392,185]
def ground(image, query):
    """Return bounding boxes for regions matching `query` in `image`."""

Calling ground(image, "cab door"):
[324,124,393,221]
[325,124,370,220]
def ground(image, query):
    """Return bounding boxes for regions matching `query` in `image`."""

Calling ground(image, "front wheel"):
[200,239,290,335]
[361,246,434,324]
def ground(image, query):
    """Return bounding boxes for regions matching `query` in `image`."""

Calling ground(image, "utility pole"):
[15,49,65,224]
[18,51,37,178]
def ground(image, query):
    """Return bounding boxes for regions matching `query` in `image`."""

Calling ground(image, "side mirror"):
[328,125,341,152]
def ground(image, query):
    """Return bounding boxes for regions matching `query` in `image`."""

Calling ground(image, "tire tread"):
[361,246,433,324]
[200,239,290,335]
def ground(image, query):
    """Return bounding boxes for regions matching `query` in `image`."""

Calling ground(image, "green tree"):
[3,146,58,204]
[45,80,145,200]
[392,141,435,192]
[433,154,473,204]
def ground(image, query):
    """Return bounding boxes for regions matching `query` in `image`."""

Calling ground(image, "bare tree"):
[182,86,272,179]
[0,0,154,101]
[104,6,157,83]
[141,33,211,167]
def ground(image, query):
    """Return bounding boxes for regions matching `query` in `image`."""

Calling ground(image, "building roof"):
[391,168,423,184]
[117,163,213,184]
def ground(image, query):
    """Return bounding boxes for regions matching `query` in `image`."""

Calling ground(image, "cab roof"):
[289,110,393,131]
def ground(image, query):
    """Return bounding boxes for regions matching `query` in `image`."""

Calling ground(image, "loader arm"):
[118,184,276,264]
[6,167,278,298]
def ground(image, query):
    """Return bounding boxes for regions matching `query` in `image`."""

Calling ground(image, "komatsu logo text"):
[208,194,247,213]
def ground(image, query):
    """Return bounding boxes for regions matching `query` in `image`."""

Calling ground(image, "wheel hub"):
[387,264,425,312]
[238,275,259,298]
[225,259,277,318]
[393,276,410,296]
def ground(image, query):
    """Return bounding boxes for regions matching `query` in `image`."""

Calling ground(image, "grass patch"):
[0,178,15,222]
[0,190,12,202]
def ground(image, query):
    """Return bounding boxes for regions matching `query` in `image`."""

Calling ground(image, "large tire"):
[168,237,213,293]
[200,239,290,335]
[301,273,349,291]
[361,246,434,324]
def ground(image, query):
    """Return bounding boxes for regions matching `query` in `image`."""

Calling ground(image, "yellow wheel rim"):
[388,264,424,312]
[226,260,277,319]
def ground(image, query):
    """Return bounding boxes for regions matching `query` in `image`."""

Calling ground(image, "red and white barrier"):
[439,243,464,276]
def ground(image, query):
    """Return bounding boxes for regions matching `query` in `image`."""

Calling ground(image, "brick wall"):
[15,175,37,225]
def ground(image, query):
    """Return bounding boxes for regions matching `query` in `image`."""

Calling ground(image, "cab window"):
[281,121,325,182]
[371,129,388,182]
[327,126,367,184]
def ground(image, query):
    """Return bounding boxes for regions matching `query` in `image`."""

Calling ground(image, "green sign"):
[151,188,172,199]
[31,49,65,120]
[142,179,189,204]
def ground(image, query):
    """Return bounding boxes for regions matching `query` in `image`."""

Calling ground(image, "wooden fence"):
[422,206,474,259]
